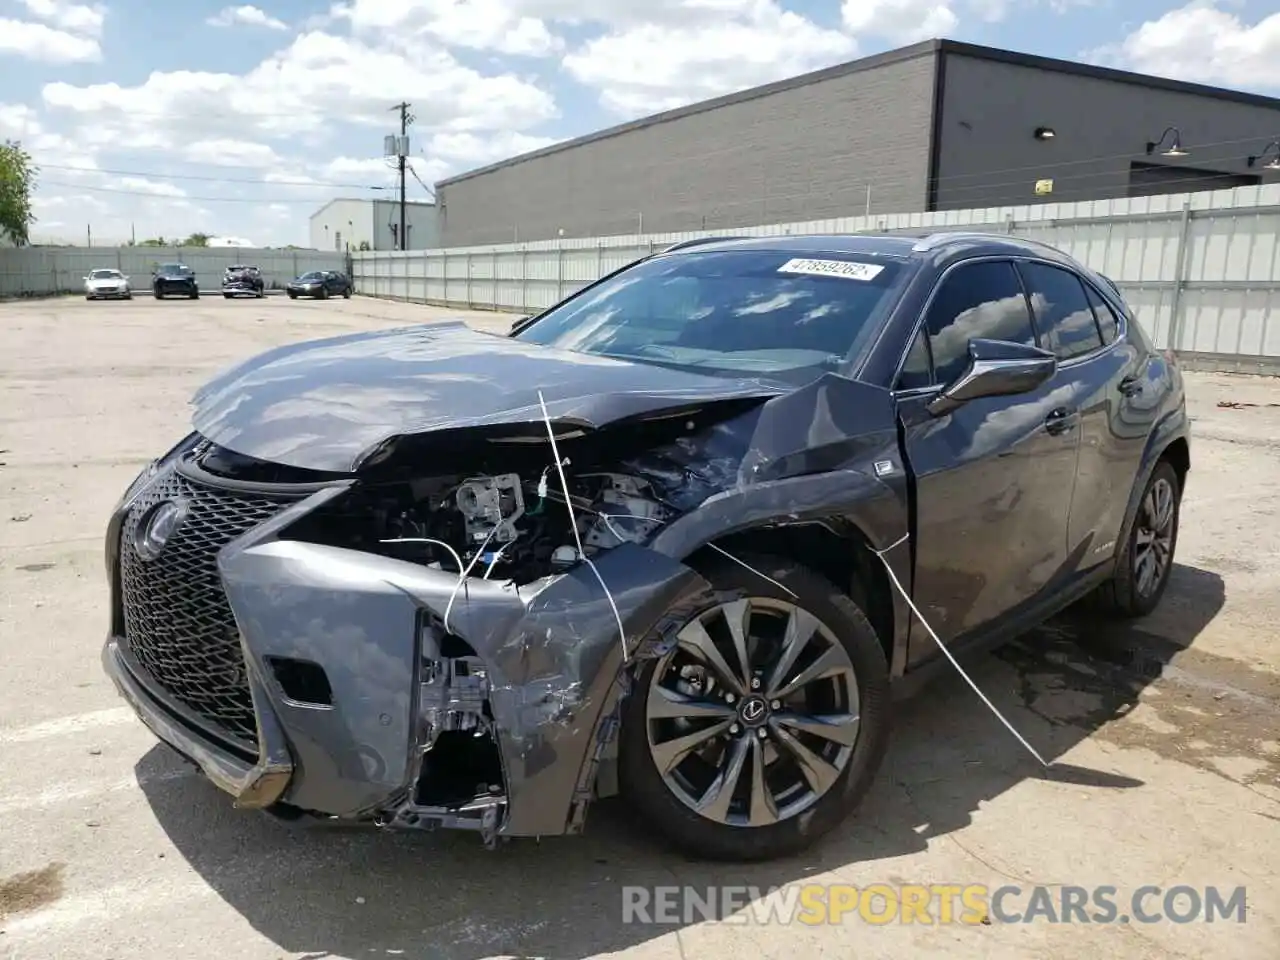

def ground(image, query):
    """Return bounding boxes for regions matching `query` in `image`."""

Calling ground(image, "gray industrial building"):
[435,39,1280,248]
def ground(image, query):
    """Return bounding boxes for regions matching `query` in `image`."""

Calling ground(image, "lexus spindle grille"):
[119,468,293,751]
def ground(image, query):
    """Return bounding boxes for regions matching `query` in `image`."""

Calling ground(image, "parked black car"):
[102,232,1188,862]
[222,264,265,298]
[286,270,351,299]
[152,263,199,299]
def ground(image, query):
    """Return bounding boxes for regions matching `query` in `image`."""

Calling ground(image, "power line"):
[36,179,342,203]
[32,161,392,190]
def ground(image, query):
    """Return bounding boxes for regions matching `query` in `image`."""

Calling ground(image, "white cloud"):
[206,5,288,30]
[180,139,282,167]
[0,16,99,61]
[842,0,959,43]
[341,0,562,56]
[114,177,187,198]
[41,31,557,145]
[563,1,857,115]
[17,0,105,36]
[1086,2,1280,89]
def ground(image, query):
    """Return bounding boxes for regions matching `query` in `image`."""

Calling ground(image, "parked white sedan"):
[84,268,132,300]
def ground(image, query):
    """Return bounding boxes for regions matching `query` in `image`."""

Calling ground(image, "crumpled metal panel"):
[190,321,784,473]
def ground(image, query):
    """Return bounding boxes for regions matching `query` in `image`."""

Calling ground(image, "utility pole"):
[390,102,412,250]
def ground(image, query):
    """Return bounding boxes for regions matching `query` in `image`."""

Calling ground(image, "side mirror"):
[509,315,531,333]
[926,338,1057,417]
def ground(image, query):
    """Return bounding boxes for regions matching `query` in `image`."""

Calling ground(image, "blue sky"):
[1,0,1277,246]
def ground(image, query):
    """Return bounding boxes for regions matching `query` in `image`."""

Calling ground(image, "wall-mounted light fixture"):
[1246,140,1280,171]
[1146,126,1188,157]
[1033,126,1056,140]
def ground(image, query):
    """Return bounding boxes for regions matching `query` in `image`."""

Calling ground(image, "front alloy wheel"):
[620,553,889,861]
[1090,458,1181,619]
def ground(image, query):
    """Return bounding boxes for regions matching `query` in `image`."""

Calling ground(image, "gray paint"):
[439,51,938,246]
[933,53,1280,210]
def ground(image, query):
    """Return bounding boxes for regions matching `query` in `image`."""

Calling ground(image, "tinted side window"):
[1020,262,1103,360]
[896,327,932,390]
[923,260,1036,385]
[1083,283,1120,345]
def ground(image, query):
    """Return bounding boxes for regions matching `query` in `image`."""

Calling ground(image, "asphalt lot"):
[1,294,1277,959]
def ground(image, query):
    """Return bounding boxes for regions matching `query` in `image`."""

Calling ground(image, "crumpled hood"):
[190,321,786,473]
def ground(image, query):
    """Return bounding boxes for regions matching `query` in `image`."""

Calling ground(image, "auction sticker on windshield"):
[777,258,885,281]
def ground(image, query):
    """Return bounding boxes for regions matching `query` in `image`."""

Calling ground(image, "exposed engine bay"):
[287,465,674,585]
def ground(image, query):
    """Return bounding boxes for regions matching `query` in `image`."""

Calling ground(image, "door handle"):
[1119,375,1144,397]
[1044,407,1078,435]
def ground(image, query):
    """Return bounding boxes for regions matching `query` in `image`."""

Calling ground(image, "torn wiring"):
[537,389,630,664]
[872,532,1051,768]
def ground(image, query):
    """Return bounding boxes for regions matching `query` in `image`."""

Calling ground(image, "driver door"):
[894,258,1080,669]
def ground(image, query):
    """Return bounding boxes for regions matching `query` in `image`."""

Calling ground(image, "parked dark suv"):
[221,264,265,298]
[102,232,1188,862]
[286,270,351,299]
[152,263,199,299]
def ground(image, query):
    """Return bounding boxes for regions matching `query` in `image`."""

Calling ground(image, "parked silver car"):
[84,268,132,300]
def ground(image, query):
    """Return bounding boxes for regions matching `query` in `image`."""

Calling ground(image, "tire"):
[319,287,329,300]
[287,291,297,300]
[223,293,232,299]
[342,288,351,299]
[124,293,132,300]
[1090,459,1181,619]
[618,552,890,862]
[153,291,162,299]
[190,291,199,299]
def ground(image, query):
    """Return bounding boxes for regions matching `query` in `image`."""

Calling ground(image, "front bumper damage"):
[102,464,710,841]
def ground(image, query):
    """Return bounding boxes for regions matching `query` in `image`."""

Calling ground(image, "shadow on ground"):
[137,563,1227,959]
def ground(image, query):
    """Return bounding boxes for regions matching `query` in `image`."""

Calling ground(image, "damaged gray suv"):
[102,233,1189,861]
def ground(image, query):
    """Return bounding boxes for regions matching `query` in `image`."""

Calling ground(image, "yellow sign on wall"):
[1034,178,1055,196]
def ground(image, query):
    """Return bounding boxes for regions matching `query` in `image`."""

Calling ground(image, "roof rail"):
[659,235,754,253]
[909,229,1062,254]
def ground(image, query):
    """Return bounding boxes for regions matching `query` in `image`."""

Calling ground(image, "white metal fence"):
[351,183,1280,372]
[0,246,349,297]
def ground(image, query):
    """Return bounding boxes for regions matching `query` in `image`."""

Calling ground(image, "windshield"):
[514,250,908,384]
[158,264,192,276]
[299,271,324,281]
[89,269,121,279]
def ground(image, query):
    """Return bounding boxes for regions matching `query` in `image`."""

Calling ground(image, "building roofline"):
[437,39,941,188]
[936,39,1280,110]
[311,196,436,219]
[437,38,1280,191]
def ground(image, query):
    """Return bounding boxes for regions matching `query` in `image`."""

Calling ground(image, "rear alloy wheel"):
[1091,459,1181,619]
[619,554,889,861]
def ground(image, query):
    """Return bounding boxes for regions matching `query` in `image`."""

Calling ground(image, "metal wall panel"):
[0,246,348,297]
[436,50,938,246]
[351,182,1280,367]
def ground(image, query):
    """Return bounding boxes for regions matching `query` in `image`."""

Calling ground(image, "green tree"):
[0,140,37,245]
[181,232,210,247]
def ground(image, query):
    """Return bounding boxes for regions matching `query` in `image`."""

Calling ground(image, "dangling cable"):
[537,390,629,663]
[873,532,1050,768]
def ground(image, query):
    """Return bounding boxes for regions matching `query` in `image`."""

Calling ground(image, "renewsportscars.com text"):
[621,884,1248,926]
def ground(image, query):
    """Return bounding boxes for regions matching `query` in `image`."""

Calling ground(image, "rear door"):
[895,258,1081,666]
[1016,261,1156,571]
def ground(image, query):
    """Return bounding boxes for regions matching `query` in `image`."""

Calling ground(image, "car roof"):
[655,230,1083,269]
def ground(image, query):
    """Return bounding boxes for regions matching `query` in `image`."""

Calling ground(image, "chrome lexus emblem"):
[134,500,187,561]
[740,697,768,725]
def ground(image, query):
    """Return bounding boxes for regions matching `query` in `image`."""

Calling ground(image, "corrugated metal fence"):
[352,183,1280,372]
[0,246,349,297]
